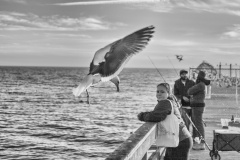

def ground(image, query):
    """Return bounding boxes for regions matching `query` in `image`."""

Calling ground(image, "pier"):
[105,122,165,160]
[106,93,240,160]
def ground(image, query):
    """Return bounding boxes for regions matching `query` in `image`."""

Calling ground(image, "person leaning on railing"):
[138,83,192,160]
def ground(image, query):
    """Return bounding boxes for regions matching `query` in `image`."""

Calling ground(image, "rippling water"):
[0,66,178,160]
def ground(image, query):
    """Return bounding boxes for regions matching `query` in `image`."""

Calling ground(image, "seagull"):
[176,55,183,62]
[73,25,155,97]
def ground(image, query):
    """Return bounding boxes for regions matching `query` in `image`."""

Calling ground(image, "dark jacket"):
[138,99,191,141]
[174,78,195,106]
[187,81,206,107]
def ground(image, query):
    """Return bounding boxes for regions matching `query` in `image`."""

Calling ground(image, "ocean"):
[0,66,180,160]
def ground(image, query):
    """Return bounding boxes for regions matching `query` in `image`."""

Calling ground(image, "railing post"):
[219,62,221,78]
[148,147,165,160]
[230,63,232,77]
[205,85,211,99]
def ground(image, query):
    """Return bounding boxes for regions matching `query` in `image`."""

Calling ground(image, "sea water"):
[0,66,179,160]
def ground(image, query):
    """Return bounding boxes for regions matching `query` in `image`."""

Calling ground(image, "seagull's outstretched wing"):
[89,25,155,81]
[73,26,154,97]
[176,55,182,58]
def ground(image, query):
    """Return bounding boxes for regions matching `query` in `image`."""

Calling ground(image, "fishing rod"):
[147,56,166,83]
[148,55,207,130]
[147,56,179,100]
[166,56,208,126]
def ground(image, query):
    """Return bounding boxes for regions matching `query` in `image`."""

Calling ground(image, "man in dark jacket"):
[174,69,195,130]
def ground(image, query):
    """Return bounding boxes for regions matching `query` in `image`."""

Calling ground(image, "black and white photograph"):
[1,0,240,160]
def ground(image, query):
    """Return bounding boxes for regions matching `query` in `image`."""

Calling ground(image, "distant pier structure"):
[189,61,240,99]
[189,61,240,80]
[216,62,240,78]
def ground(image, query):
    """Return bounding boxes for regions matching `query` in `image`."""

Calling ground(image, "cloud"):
[44,33,92,38]
[54,0,163,6]
[221,24,240,39]
[0,11,126,31]
[54,0,240,16]
[172,0,240,17]
[2,0,27,4]
[0,34,10,38]
[153,39,198,46]
[124,0,240,15]
[53,0,173,13]
[204,47,239,56]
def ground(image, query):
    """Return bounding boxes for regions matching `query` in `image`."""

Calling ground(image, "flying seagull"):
[73,25,155,97]
[176,55,183,62]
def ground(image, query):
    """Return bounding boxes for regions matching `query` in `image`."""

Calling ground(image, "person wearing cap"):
[187,70,211,150]
[174,69,195,130]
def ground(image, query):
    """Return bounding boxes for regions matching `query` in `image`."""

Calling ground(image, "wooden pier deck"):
[188,94,240,160]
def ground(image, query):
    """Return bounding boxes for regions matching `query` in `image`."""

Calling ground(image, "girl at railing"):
[138,83,192,160]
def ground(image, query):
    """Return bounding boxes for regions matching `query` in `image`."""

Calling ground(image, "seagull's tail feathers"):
[72,87,82,97]
[72,75,94,97]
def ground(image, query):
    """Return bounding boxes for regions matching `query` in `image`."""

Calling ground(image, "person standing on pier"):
[188,71,210,150]
[138,83,192,160]
[174,69,195,130]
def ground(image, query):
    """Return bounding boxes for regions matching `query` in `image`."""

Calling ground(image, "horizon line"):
[0,65,186,69]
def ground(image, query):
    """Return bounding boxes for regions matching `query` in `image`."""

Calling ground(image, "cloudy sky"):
[1,0,240,68]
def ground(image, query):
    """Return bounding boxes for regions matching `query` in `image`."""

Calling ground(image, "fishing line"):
[148,56,179,100]
[147,56,166,83]
[167,56,179,76]
[148,56,182,105]
[148,56,208,136]
[166,57,209,128]
[148,56,198,130]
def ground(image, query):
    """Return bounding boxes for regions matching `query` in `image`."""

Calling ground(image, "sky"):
[0,0,240,69]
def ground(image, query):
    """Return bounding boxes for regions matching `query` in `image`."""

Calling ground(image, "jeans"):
[164,137,193,160]
[191,107,205,143]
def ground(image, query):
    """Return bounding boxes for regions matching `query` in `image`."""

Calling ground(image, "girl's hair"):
[157,83,171,94]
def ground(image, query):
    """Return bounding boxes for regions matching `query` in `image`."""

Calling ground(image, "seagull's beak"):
[72,75,94,97]
[110,76,120,92]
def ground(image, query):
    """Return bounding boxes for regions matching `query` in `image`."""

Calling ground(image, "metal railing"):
[105,122,165,160]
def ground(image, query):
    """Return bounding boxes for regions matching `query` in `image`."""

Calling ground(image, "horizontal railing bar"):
[106,122,157,160]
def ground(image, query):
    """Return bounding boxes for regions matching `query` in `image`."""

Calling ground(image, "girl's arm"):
[138,100,171,122]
